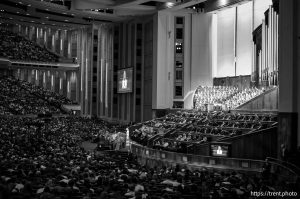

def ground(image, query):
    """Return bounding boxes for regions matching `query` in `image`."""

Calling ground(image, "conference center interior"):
[0,0,300,198]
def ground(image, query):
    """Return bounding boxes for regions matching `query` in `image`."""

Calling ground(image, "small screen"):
[118,68,133,93]
[211,144,229,157]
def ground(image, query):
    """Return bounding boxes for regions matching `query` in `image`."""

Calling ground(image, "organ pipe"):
[252,4,278,86]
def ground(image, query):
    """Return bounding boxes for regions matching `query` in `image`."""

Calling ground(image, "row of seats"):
[130,111,277,153]
[0,29,59,63]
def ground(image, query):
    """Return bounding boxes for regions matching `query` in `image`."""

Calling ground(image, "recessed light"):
[31,21,35,22]
[16,12,19,14]
[26,13,30,15]
[45,16,49,18]
[28,4,31,7]
[64,19,68,22]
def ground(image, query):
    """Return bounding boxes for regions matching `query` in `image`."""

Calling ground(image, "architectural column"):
[50,70,55,92]
[278,0,300,158]
[35,70,39,86]
[66,71,71,99]
[28,69,33,83]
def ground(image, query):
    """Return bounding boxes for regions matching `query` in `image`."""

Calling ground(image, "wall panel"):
[216,7,235,77]
[236,1,252,75]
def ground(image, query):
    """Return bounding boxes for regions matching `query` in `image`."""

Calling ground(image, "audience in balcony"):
[0,77,75,115]
[0,29,59,63]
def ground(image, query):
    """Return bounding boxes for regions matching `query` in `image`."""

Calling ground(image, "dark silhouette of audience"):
[0,29,59,63]
[0,77,75,115]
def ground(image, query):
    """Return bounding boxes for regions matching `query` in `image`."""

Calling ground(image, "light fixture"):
[166,2,175,8]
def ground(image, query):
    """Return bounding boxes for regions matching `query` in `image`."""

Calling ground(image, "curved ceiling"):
[0,0,206,30]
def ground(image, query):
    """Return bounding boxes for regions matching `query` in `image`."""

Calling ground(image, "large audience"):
[0,77,75,115]
[0,29,59,63]
[193,86,267,110]
[0,116,296,199]
[0,76,297,198]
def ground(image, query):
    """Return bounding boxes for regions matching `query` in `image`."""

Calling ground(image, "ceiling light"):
[166,2,175,8]
[28,4,31,7]
[45,16,49,18]
[26,13,30,15]
[64,19,68,22]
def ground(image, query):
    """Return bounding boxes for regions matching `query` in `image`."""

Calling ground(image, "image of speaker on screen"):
[210,143,230,157]
[118,68,133,93]
[122,71,127,89]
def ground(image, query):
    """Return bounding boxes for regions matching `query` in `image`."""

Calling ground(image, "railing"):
[266,157,300,176]
[130,142,299,183]
[131,142,265,171]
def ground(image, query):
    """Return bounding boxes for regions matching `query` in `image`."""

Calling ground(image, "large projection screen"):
[117,68,133,93]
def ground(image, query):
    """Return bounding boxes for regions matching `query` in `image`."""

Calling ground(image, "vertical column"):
[52,32,55,52]
[59,72,63,95]
[46,70,51,90]
[55,71,60,93]
[42,71,46,89]
[35,70,39,86]
[278,0,299,157]
[50,70,55,92]
[28,69,33,83]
